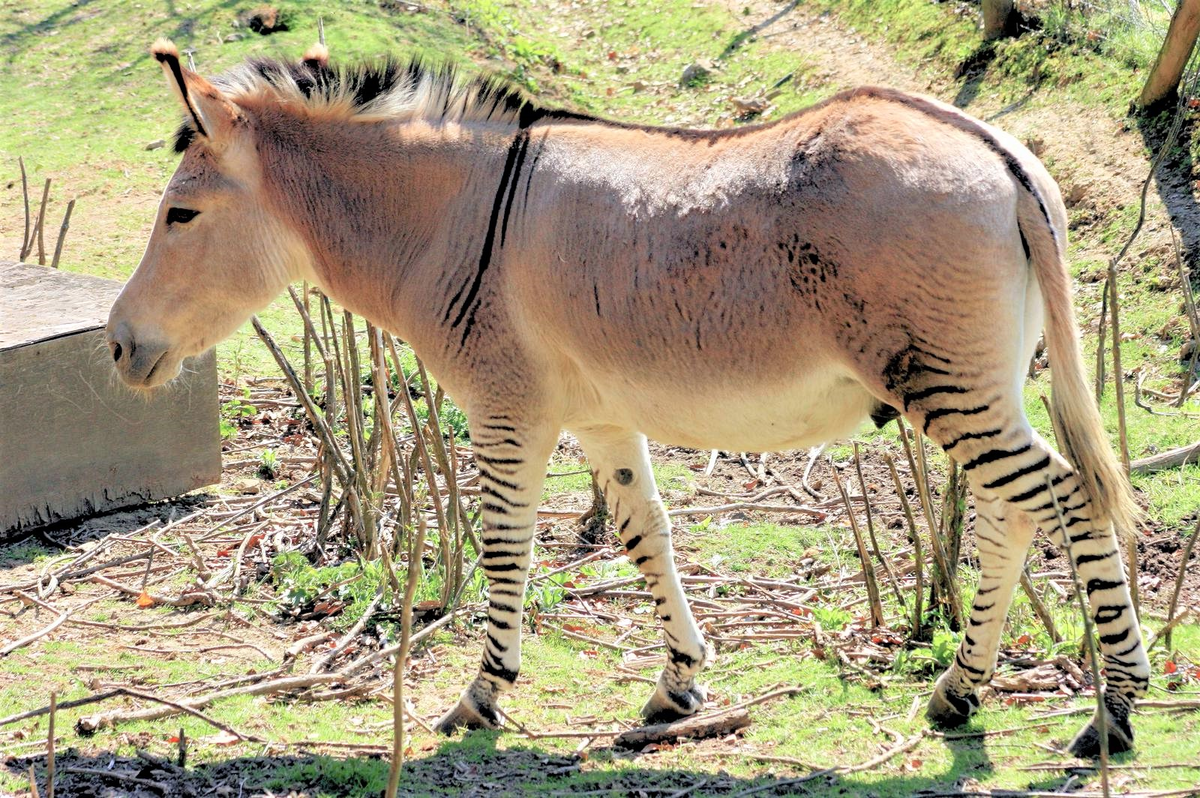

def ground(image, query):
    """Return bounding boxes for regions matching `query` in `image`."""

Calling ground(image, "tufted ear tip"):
[302,43,330,68]
[151,38,179,63]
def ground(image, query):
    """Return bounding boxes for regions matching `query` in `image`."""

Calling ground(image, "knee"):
[617,513,671,559]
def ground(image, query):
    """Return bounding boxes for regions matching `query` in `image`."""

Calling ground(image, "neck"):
[257,112,514,352]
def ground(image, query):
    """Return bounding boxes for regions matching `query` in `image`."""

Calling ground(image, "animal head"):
[106,39,317,389]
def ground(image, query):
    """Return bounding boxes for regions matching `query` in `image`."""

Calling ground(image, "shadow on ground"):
[0,494,211,567]
[6,729,1084,797]
[1135,103,1200,264]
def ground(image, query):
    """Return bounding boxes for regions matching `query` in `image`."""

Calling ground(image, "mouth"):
[123,347,180,390]
[143,349,169,386]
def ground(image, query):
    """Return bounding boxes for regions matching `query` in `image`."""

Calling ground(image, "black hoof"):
[641,685,706,725]
[926,688,979,729]
[1068,718,1134,758]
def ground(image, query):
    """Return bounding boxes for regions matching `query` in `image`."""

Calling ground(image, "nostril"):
[111,341,123,362]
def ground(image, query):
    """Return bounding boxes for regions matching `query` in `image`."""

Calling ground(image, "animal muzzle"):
[106,320,171,387]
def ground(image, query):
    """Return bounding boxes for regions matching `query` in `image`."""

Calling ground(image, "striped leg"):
[435,414,557,734]
[928,418,1148,755]
[574,427,710,723]
[1057,518,1146,756]
[927,490,1034,726]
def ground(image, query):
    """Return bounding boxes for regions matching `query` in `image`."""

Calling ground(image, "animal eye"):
[166,207,200,225]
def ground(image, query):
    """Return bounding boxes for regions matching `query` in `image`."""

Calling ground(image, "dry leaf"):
[203,730,241,746]
[135,591,155,608]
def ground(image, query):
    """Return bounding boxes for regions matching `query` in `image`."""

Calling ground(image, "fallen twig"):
[612,706,751,748]
[1131,440,1200,474]
[731,729,926,797]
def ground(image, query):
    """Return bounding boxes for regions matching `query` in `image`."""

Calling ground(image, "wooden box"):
[1,261,221,535]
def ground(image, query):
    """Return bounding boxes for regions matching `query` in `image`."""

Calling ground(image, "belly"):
[566,362,879,452]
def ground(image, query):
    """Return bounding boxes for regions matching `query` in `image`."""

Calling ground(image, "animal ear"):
[301,42,329,70]
[151,39,240,148]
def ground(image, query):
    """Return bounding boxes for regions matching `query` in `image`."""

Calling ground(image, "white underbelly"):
[566,363,879,452]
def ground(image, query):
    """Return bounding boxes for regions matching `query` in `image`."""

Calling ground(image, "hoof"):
[1068,713,1134,758]
[926,686,979,729]
[434,697,501,735]
[641,684,707,725]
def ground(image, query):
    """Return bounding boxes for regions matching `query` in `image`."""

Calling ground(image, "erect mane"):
[172,54,593,153]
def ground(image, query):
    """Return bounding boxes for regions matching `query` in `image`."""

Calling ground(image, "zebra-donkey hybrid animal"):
[107,40,1148,757]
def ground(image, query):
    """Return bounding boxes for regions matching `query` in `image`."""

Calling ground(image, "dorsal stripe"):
[851,87,1060,254]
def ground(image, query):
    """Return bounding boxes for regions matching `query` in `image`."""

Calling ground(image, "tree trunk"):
[982,0,1016,40]
[1140,0,1200,110]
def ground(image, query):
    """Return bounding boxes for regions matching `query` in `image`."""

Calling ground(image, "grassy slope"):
[1,0,1199,795]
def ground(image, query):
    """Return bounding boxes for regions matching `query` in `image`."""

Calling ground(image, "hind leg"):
[927,489,1034,727]
[916,399,1148,754]
[1052,514,1146,756]
[573,426,710,723]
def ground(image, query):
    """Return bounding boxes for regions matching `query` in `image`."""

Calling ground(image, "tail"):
[1018,191,1140,539]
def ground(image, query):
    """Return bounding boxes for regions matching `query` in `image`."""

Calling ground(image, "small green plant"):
[220,391,257,439]
[271,552,390,629]
[526,572,569,614]
[931,628,961,667]
[258,449,279,480]
[811,605,853,630]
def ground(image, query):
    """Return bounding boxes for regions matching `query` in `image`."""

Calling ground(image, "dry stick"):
[34,178,50,265]
[1131,440,1200,473]
[199,477,316,543]
[1177,341,1200,408]
[1148,608,1195,652]
[3,687,263,742]
[832,467,884,627]
[1047,475,1109,798]
[1,596,72,656]
[612,707,751,748]
[49,199,73,269]
[853,442,907,612]
[46,692,55,798]
[416,355,477,593]
[251,317,359,504]
[370,330,416,558]
[1105,266,1139,621]
[1165,517,1200,650]
[412,364,457,605]
[302,283,314,394]
[1019,568,1062,644]
[320,298,363,540]
[340,311,378,555]
[667,502,824,518]
[18,157,31,260]
[312,588,385,672]
[27,765,40,798]
[286,284,339,540]
[885,453,924,633]
[731,730,926,798]
[386,512,429,798]
[899,423,963,627]
[1095,284,1108,403]
[59,768,167,793]
[1171,225,1200,346]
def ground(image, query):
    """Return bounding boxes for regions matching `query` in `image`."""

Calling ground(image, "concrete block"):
[1,261,221,535]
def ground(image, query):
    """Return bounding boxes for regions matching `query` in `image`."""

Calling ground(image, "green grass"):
[682,520,832,577]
